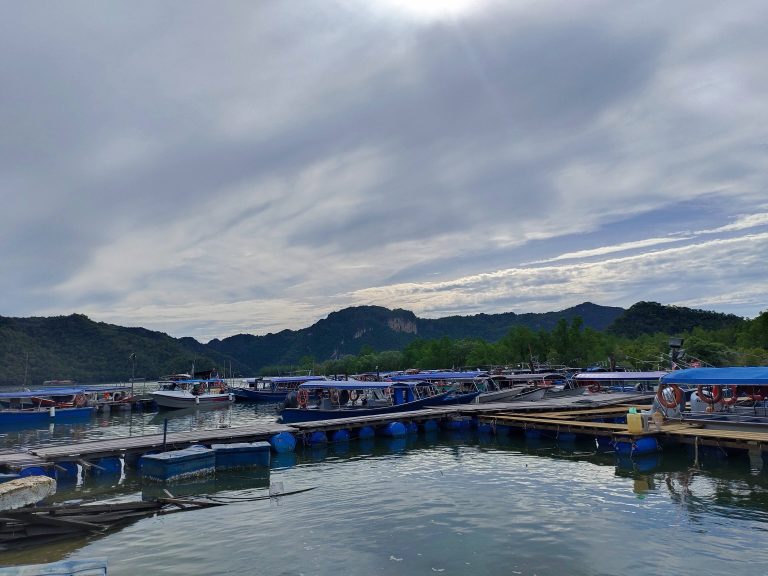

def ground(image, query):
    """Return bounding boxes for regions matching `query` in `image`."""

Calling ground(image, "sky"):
[1,0,767,342]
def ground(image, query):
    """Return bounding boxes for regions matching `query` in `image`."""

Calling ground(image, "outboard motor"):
[283,391,299,410]
[690,389,724,413]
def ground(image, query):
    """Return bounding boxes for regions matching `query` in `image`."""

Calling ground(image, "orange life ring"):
[696,385,722,405]
[656,384,683,409]
[297,389,309,408]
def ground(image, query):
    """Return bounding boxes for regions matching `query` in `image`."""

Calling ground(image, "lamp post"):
[668,338,684,370]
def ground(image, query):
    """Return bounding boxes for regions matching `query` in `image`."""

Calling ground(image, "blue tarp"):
[388,371,487,381]
[574,371,668,381]
[298,380,392,390]
[269,376,326,383]
[660,367,768,386]
[0,388,84,399]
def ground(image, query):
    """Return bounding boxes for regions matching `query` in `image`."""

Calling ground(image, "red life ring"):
[297,389,309,408]
[750,386,764,402]
[656,384,683,409]
[587,381,600,393]
[696,385,722,405]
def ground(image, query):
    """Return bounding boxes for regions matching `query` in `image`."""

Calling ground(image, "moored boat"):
[232,375,327,402]
[0,388,96,425]
[278,380,457,423]
[151,377,234,410]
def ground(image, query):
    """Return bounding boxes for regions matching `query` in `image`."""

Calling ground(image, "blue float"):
[92,457,122,476]
[307,431,328,446]
[443,417,472,430]
[477,422,494,434]
[19,466,51,478]
[270,432,297,453]
[211,442,271,469]
[405,422,418,435]
[615,437,660,456]
[330,429,351,443]
[358,426,375,439]
[385,437,407,453]
[421,419,438,432]
[140,447,216,482]
[380,422,407,437]
[56,461,79,482]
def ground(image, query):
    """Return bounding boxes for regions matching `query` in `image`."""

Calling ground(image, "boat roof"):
[493,372,563,381]
[83,385,134,393]
[0,387,84,398]
[388,371,487,381]
[269,375,326,383]
[573,371,668,381]
[660,367,768,386]
[299,380,408,390]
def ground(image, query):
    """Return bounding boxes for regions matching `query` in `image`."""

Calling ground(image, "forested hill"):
[0,314,246,386]
[0,301,749,385]
[607,301,745,338]
[207,302,625,371]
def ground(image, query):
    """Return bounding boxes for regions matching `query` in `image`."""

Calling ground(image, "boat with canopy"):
[0,388,95,425]
[278,379,462,423]
[232,375,327,402]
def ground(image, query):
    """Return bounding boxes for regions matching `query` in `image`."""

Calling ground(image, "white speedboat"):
[151,378,234,409]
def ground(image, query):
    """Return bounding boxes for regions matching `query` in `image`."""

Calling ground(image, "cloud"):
[2,1,767,339]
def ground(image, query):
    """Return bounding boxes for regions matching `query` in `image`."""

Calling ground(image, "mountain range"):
[0,301,745,385]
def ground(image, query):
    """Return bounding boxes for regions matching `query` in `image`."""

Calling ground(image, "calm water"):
[2,400,768,575]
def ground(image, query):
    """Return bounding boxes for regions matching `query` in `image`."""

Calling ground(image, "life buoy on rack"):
[297,388,309,408]
[696,385,722,405]
[656,384,684,409]
[585,380,600,393]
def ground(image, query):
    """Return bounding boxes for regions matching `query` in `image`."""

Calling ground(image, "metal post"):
[162,418,168,452]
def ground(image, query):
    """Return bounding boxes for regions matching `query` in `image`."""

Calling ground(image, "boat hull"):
[232,388,286,402]
[279,391,453,423]
[0,406,95,425]
[151,391,234,410]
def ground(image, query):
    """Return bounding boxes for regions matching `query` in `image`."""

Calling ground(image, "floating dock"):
[2,393,766,477]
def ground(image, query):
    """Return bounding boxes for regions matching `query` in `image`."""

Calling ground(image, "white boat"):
[151,378,234,409]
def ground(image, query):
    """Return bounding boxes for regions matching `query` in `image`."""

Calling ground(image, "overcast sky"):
[2,1,767,341]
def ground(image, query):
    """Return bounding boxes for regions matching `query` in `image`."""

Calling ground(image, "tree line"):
[262,310,768,377]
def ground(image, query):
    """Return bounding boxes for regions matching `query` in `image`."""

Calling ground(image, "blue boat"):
[0,388,96,426]
[232,375,327,402]
[277,380,457,424]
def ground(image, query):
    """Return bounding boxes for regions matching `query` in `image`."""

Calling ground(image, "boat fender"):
[656,384,683,409]
[696,385,722,405]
